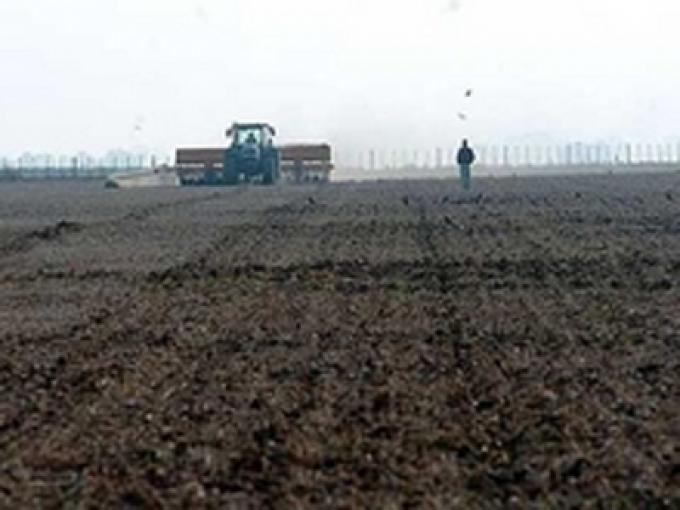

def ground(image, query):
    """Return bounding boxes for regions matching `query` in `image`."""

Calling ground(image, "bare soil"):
[1,174,679,508]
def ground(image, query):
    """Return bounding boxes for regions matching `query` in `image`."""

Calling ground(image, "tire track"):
[146,189,320,282]
[0,189,265,449]
[413,196,440,263]
[0,190,316,460]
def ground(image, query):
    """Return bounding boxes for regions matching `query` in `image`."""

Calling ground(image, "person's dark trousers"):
[459,164,471,190]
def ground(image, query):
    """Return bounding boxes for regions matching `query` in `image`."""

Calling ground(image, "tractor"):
[182,123,281,186]
[224,123,280,185]
[176,123,332,186]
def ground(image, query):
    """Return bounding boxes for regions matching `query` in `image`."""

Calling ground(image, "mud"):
[0,175,679,508]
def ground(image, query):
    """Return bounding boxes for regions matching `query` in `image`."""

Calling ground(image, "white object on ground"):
[106,168,180,188]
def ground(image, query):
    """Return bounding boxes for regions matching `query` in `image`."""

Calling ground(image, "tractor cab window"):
[261,129,273,146]
[237,128,262,145]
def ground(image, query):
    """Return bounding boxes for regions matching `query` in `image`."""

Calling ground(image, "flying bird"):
[133,115,146,133]
[193,0,209,21]
[465,89,473,97]
[457,112,468,121]
[448,0,462,12]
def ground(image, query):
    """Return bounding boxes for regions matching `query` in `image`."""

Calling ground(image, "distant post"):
[490,146,499,167]
[399,149,407,169]
[512,146,520,167]
[657,144,665,164]
[545,146,553,166]
[553,146,561,166]
[564,144,572,166]
[577,143,585,165]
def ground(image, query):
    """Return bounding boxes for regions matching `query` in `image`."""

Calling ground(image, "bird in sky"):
[448,0,462,12]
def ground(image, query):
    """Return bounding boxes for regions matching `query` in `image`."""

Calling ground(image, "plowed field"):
[1,174,679,508]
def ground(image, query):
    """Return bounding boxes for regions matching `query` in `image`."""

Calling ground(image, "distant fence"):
[335,142,680,171]
[0,153,170,182]
[2,142,680,181]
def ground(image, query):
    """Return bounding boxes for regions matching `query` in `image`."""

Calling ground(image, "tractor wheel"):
[274,162,281,182]
[224,168,239,185]
[223,156,239,185]
[262,161,276,185]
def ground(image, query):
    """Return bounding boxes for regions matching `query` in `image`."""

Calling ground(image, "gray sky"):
[1,0,679,159]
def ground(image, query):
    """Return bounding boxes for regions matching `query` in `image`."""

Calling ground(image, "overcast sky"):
[1,0,679,159]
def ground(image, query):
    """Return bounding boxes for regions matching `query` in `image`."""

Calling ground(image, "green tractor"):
[184,123,281,186]
[176,123,334,186]
[222,123,281,185]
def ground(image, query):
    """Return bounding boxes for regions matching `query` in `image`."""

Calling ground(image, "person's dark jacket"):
[457,147,476,166]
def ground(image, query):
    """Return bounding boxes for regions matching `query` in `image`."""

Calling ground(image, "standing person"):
[457,139,476,190]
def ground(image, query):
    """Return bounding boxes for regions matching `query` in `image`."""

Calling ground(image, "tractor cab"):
[227,123,276,149]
